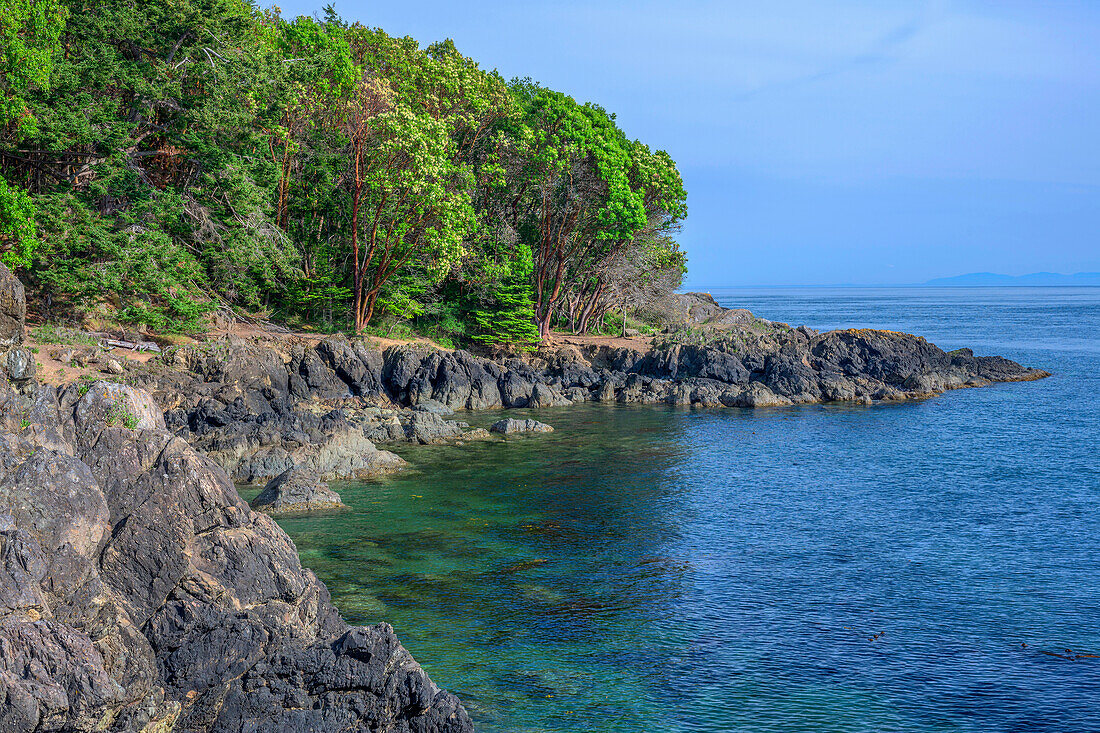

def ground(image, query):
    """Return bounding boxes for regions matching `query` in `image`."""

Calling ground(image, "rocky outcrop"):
[0,262,34,390]
[0,374,472,732]
[402,410,463,445]
[641,291,763,331]
[251,466,347,515]
[0,263,25,350]
[490,418,554,435]
[180,404,407,484]
[0,259,1052,732]
[118,309,1048,476]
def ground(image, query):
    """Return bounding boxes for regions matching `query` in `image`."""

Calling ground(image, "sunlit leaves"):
[0,0,66,136]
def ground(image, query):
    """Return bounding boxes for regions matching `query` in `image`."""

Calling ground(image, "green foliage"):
[467,245,540,350]
[0,177,37,269]
[355,102,475,289]
[34,194,213,331]
[0,0,66,136]
[0,0,687,345]
[106,404,138,429]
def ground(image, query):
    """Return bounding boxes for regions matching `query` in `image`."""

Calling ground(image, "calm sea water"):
[258,287,1100,732]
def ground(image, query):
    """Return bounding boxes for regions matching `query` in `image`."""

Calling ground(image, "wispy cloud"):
[734,5,932,100]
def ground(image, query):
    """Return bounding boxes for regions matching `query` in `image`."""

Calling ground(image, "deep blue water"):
[268,287,1100,732]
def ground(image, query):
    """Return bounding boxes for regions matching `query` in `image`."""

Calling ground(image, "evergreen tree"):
[468,245,540,350]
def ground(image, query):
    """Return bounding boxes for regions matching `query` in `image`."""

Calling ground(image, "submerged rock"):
[490,418,554,435]
[251,466,346,514]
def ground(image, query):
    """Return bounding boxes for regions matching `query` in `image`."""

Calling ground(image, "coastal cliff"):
[0,264,471,732]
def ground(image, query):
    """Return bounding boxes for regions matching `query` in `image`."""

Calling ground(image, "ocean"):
[256,287,1100,732]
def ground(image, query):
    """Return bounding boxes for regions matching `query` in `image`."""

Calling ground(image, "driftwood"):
[101,338,162,353]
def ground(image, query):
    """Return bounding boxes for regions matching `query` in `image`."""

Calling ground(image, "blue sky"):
[278,0,1100,286]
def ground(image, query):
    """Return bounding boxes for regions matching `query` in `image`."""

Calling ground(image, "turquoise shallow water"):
[258,287,1100,732]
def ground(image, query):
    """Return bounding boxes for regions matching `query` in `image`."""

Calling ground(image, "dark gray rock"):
[382,345,436,404]
[291,347,350,400]
[4,347,35,384]
[528,381,570,408]
[404,411,463,445]
[490,418,554,435]
[316,335,386,399]
[763,346,821,401]
[499,372,534,407]
[0,263,25,350]
[0,374,472,732]
[251,466,346,515]
[676,344,750,383]
[169,338,289,397]
[595,381,618,402]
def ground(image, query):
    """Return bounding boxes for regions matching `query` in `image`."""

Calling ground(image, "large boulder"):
[527,381,571,408]
[382,345,437,404]
[217,424,406,484]
[306,427,406,480]
[290,347,349,400]
[316,336,387,399]
[72,381,167,435]
[433,351,504,410]
[169,338,290,397]
[0,262,25,350]
[4,347,35,385]
[490,418,554,435]
[251,466,346,515]
[498,371,535,407]
[640,291,757,330]
[675,344,750,384]
[404,411,462,445]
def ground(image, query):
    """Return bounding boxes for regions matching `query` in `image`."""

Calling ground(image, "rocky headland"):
[0,263,1049,731]
[120,291,1048,488]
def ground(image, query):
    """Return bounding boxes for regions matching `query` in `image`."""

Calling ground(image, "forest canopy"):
[0,0,687,347]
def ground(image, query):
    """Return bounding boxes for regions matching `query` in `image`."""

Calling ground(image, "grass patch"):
[31,324,100,347]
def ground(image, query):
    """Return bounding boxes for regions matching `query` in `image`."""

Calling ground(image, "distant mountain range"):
[924,272,1100,286]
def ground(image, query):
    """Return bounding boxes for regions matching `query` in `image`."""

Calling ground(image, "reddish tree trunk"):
[351,144,364,332]
[577,282,604,334]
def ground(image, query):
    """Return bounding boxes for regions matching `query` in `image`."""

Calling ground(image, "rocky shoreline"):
[132,306,1048,487]
[0,263,1049,731]
[0,264,472,732]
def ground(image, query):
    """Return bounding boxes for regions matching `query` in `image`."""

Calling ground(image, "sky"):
[278,0,1100,286]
